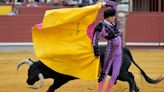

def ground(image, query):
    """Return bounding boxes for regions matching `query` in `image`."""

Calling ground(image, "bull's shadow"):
[17,46,164,92]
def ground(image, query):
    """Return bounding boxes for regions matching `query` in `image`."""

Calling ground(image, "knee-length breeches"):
[98,36,122,83]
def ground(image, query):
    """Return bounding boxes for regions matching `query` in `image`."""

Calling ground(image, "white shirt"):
[104,19,113,26]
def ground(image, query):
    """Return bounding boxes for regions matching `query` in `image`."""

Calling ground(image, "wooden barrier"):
[0,6,105,42]
[126,13,164,46]
[0,15,43,42]
[18,6,71,15]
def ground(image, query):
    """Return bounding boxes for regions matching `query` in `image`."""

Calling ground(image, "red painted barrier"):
[18,6,64,15]
[0,7,106,42]
[126,12,164,46]
[0,15,43,42]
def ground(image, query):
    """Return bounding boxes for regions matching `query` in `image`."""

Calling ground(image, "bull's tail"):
[125,47,164,84]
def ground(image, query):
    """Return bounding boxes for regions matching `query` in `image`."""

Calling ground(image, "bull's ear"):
[29,58,34,63]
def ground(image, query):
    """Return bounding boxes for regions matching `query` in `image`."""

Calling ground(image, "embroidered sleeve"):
[92,23,102,46]
[92,23,103,56]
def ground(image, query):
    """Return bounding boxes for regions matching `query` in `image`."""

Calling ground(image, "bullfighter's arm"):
[92,23,102,56]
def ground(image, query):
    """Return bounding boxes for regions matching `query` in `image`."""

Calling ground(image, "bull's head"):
[17,58,44,89]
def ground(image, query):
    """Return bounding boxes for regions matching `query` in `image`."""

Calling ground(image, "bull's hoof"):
[47,90,54,92]
[135,88,140,92]
[47,88,55,92]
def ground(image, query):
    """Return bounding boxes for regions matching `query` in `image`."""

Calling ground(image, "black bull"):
[17,46,164,92]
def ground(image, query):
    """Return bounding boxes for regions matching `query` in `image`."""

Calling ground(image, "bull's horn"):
[31,73,45,89]
[17,59,33,71]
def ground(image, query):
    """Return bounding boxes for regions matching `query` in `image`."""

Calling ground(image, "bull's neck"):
[38,61,55,78]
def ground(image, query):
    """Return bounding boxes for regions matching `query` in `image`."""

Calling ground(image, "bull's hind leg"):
[125,74,135,92]
[118,72,136,92]
[128,72,140,92]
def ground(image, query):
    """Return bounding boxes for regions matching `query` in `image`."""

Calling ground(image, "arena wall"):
[126,13,164,47]
[0,6,164,48]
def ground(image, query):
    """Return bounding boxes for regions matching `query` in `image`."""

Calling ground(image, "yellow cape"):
[32,3,101,80]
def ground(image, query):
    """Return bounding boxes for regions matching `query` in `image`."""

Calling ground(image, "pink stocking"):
[98,81,105,92]
[106,82,113,92]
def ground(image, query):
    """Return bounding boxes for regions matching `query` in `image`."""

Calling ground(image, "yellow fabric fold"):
[32,3,101,80]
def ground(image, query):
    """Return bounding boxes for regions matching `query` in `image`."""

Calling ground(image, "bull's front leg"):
[47,78,72,92]
[47,80,56,92]
[47,84,56,92]
[47,79,63,92]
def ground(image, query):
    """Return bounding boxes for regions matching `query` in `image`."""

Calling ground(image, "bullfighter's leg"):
[106,37,122,92]
[98,40,115,92]
[106,50,122,92]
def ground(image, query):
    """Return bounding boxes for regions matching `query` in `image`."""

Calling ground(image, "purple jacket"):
[92,20,120,47]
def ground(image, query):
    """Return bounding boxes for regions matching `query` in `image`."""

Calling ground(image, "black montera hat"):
[104,8,116,19]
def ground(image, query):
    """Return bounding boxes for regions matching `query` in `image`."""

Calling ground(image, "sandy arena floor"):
[0,49,164,92]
